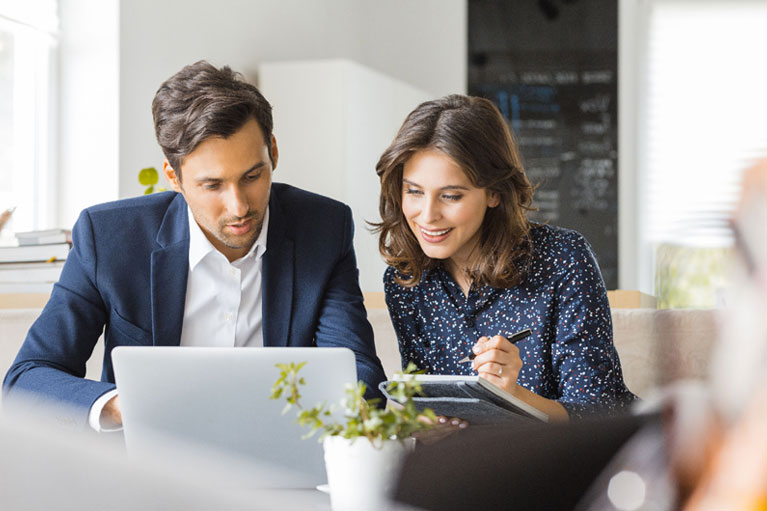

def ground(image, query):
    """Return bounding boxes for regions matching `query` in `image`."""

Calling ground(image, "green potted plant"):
[138,167,167,195]
[271,361,437,510]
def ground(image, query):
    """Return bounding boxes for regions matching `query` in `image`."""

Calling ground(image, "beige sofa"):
[368,307,718,398]
[1,305,717,404]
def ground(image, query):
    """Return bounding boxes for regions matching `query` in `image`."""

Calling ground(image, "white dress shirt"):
[89,206,270,431]
[179,205,269,348]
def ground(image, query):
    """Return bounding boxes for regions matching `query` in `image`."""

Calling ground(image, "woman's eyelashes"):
[403,188,463,202]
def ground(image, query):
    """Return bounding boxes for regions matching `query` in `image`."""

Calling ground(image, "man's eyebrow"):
[195,162,266,183]
[402,179,469,191]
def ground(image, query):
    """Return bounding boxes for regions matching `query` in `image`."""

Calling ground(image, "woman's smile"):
[418,225,453,242]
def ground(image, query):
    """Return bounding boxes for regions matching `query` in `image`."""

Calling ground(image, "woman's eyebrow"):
[402,179,469,191]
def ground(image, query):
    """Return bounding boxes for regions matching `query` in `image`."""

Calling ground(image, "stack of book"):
[0,229,71,294]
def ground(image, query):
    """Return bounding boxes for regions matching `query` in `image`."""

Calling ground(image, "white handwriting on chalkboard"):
[579,159,615,178]
[520,71,553,84]
[520,136,558,147]
[532,190,560,222]
[521,119,557,130]
[579,94,611,113]
[518,70,581,85]
[570,159,616,212]
[578,140,613,154]
[581,114,611,135]
[554,71,578,84]
[581,70,613,84]
[526,165,561,180]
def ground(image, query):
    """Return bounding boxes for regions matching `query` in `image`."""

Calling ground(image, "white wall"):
[117,0,467,199]
[617,0,648,292]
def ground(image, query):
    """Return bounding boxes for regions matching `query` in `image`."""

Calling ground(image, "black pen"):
[458,328,532,363]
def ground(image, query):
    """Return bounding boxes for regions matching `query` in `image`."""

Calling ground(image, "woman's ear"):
[488,191,501,208]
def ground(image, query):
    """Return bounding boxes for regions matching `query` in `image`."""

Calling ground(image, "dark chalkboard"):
[469,0,618,289]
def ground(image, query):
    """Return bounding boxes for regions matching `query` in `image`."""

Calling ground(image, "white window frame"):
[620,0,767,297]
[0,2,58,234]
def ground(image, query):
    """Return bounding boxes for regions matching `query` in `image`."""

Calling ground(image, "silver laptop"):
[112,346,357,488]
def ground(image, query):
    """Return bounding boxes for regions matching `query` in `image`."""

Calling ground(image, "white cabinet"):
[258,59,430,292]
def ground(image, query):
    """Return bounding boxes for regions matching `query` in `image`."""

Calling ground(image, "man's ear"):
[270,134,279,171]
[488,190,501,208]
[163,159,182,193]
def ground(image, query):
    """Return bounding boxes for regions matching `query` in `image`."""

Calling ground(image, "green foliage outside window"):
[655,243,732,309]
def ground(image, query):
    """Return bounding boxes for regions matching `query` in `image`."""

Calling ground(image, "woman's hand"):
[411,415,469,445]
[471,335,524,396]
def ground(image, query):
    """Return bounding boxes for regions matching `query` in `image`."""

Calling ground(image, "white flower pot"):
[323,435,415,511]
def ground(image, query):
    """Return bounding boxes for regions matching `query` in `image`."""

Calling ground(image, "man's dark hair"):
[152,60,273,177]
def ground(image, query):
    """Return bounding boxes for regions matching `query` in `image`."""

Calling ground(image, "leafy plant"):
[138,167,167,195]
[270,361,437,443]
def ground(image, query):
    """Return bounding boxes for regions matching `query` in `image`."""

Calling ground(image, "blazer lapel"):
[150,193,190,347]
[262,189,294,347]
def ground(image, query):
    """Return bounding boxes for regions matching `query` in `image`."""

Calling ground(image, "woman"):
[374,95,635,420]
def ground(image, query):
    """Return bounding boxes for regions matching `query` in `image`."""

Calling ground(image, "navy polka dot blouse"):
[384,224,636,418]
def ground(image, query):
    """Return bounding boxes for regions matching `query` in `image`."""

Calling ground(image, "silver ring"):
[498,367,503,376]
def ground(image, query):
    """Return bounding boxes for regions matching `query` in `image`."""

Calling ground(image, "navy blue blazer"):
[3,183,386,427]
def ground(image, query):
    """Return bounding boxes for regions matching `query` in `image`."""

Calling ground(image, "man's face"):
[164,118,277,262]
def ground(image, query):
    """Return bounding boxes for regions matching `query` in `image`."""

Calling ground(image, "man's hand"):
[100,395,123,428]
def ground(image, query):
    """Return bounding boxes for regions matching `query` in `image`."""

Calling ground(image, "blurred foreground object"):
[0,401,254,510]
[709,158,767,421]
[394,415,649,511]
[683,384,767,511]
[684,159,767,509]
[0,393,338,510]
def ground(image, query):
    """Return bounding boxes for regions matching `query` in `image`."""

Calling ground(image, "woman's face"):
[401,148,499,267]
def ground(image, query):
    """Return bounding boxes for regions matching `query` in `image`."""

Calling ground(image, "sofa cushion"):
[612,308,717,398]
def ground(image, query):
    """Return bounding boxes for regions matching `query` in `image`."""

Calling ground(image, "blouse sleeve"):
[383,267,427,371]
[549,233,636,418]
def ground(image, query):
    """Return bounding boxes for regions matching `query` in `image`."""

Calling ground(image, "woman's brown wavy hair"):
[373,94,535,288]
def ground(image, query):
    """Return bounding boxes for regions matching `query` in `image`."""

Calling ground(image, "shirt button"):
[229,268,237,277]
[465,318,475,328]
[225,313,233,322]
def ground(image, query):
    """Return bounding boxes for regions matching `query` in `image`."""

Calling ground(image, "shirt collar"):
[187,206,269,270]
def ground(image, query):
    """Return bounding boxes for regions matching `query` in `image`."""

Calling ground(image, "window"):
[0,1,58,236]
[637,1,767,307]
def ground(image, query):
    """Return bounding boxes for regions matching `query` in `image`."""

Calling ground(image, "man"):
[3,61,387,430]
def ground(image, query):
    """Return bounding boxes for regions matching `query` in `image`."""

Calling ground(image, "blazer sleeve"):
[2,210,116,428]
[312,206,387,403]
